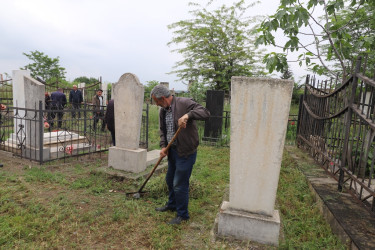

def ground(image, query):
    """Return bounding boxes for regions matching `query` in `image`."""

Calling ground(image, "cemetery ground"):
[0,144,346,249]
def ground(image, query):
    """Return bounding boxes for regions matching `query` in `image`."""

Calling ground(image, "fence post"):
[296,94,304,139]
[146,103,149,149]
[39,100,44,165]
[338,56,362,191]
[296,75,310,145]
[84,102,87,135]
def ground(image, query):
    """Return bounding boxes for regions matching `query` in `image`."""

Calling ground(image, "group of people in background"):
[43,87,115,146]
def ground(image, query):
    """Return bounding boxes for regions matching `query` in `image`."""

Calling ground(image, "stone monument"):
[160,82,169,90]
[11,70,48,160]
[78,82,85,99]
[108,73,147,173]
[217,77,293,246]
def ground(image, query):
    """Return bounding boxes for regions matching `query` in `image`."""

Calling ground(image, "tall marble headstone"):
[12,70,45,147]
[12,70,30,132]
[108,73,147,173]
[217,77,293,246]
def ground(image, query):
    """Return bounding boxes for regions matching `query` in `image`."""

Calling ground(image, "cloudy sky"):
[0,0,310,90]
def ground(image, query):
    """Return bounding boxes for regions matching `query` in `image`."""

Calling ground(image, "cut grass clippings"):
[0,145,345,248]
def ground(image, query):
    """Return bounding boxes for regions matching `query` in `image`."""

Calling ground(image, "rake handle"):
[137,126,183,193]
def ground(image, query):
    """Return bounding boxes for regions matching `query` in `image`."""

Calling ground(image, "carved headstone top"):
[113,73,144,149]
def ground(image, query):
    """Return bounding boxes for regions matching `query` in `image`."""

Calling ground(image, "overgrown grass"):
[278,151,345,249]
[0,145,345,248]
[147,104,161,150]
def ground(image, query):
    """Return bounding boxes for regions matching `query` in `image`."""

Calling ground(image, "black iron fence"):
[297,57,375,213]
[0,79,13,107]
[199,110,231,147]
[0,101,148,164]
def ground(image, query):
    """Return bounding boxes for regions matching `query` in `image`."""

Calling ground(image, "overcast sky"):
[0,0,311,90]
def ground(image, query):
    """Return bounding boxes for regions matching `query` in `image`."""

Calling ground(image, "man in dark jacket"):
[151,84,210,225]
[69,85,83,119]
[92,89,106,131]
[50,88,67,129]
[0,98,6,133]
[104,99,115,145]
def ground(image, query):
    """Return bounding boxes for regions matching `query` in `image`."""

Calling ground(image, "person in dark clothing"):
[45,92,52,130]
[0,98,6,129]
[50,88,67,129]
[104,99,115,145]
[92,89,106,131]
[69,85,83,119]
[0,99,6,119]
[151,84,210,225]
[45,92,51,109]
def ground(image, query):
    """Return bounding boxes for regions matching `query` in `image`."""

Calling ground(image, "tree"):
[21,50,66,84]
[73,76,99,85]
[168,0,266,91]
[188,81,208,103]
[144,80,159,94]
[255,0,375,81]
[281,64,293,80]
[323,3,375,77]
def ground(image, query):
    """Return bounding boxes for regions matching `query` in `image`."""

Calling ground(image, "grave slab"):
[218,201,280,246]
[108,146,147,173]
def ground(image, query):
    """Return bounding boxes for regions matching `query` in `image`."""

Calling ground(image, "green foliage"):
[144,80,159,94]
[323,3,375,77]
[281,64,293,80]
[263,52,288,73]
[188,81,208,103]
[292,83,304,104]
[73,76,99,85]
[256,0,375,79]
[168,0,266,91]
[21,50,66,84]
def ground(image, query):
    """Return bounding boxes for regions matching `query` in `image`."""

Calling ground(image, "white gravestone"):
[217,77,293,246]
[78,82,85,100]
[108,73,147,173]
[12,70,30,134]
[10,71,48,160]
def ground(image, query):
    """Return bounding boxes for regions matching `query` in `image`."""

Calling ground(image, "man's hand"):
[160,147,168,158]
[178,114,189,128]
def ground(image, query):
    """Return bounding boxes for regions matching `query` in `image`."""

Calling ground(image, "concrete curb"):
[286,145,375,250]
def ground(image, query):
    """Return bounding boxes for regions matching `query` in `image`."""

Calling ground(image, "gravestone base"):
[23,147,51,161]
[217,201,280,246]
[108,146,147,173]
